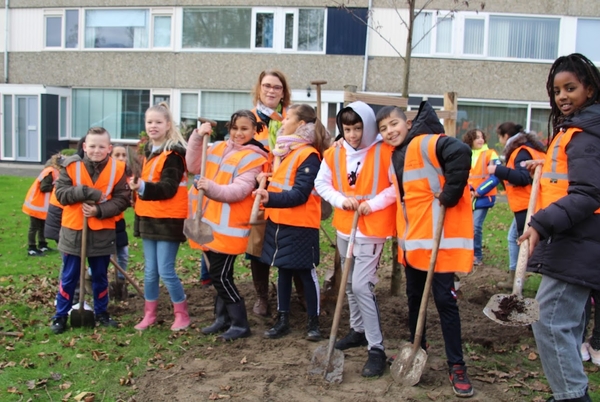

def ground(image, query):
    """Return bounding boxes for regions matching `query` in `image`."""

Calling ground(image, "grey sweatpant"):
[337,236,385,351]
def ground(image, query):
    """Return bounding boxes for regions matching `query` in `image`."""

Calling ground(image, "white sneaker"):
[589,343,600,366]
[581,342,590,361]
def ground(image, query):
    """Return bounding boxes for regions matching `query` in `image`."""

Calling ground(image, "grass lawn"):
[0,175,598,401]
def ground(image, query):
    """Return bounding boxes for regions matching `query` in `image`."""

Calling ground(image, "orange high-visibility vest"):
[62,158,125,231]
[324,142,396,237]
[135,150,188,219]
[468,149,498,196]
[504,145,545,212]
[266,146,321,229]
[22,166,59,219]
[253,108,286,151]
[199,141,267,254]
[538,128,600,213]
[187,185,203,250]
[401,135,474,273]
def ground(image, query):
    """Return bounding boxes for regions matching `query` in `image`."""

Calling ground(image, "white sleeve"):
[314,158,347,209]
[365,184,397,212]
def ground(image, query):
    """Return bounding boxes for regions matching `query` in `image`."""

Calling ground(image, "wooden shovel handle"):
[79,215,89,314]
[250,176,267,224]
[197,117,217,127]
[110,257,143,297]
[513,165,542,296]
[412,206,446,354]
[194,134,210,220]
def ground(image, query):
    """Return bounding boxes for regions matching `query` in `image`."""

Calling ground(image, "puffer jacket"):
[133,143,188,243]
[260,145,321,270]
[44,204,62,243]
[55,154,130,257]
[527,103,600,291]
[391,101,472,208]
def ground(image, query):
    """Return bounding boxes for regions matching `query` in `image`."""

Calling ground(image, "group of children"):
[21,54,600,400]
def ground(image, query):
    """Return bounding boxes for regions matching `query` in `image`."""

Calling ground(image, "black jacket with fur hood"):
[494,133,545,188]
[391,101,472,208]
[133,143,188,243]
[55,154,130,257]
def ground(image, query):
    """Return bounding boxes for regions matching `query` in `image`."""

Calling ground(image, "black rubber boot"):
[264,312,291,339]
[335,328,368,350]
[362,348,387,378]
[217,298,251,341]
[306,315,321,342]
[96,312,118,328]
[202,296,230,335]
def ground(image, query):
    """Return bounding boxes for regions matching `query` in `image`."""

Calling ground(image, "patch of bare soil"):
[121,263,540,402]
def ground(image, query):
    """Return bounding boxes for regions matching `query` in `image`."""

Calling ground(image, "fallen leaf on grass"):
[527,352,538,361]
[486,369,511,378]
[474,375,496,384]
[7,386,21,394]
[0,361,16,368]
[59,382,71,390]
[220,385,232,391]
[5,346,14,351]
[208,393,231,400]
[240,356,247,364]
[62,391,72,402]
[51,372,62,381]
[73,391,94,401]
[528,380,550,392]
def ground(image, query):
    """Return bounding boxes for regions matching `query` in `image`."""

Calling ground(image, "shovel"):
[483,165,542,326]
[309,210,360,383]
[71,215,96,328]
[110,257,144,298]
[183,132,214,244]
[391,206,446,385]
[249,176,267,225]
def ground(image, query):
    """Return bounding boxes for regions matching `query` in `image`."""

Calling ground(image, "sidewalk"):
[0,162,44,178]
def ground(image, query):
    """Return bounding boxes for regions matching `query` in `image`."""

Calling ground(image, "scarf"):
[256,101,283,150]
[272,123,316,158]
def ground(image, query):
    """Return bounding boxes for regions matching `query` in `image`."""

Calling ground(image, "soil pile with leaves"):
[126,263,570,402]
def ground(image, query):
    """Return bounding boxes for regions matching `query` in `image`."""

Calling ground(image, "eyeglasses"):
[262,83,283,92]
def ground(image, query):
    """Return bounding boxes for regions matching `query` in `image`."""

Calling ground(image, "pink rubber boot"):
[171,300,190,331]
[134,300,158,330]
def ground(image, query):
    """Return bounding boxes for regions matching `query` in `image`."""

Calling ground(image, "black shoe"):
[362,348,387,378]
[38,244,53,253]
[217,298,251,341]
[306,316,321,342]
[202,296,231,335]
[28,248,44,257]
[335,328,368,350]
[264,312,291,339]
[546,393,591,402]
[96,313,118,328]
[51,316,68,334]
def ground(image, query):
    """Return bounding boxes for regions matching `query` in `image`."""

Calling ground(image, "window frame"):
[411,10,455,56]
[44,13,63,48]
[150,8,174,49]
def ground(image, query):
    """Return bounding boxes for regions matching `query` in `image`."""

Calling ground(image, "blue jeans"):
[532,275,590,400]
[116,245,129,280]
[472,208,489,261]
[200,255,210,281]
[507,219,518,271]
[142,239,185,303]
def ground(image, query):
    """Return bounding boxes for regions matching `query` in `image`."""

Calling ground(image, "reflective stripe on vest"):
[401,134,474,273]
[332,143,382,201]
[468,149,498,197]
[504,145,545,212]
[75,158,117,201]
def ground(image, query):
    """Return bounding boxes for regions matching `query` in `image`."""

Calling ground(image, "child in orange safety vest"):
[186,109,269,342]
[22,153,63,257]
[315,101,396,378]
[379,102,475,397]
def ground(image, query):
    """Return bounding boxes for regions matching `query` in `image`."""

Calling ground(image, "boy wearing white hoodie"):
[315,101,396,377]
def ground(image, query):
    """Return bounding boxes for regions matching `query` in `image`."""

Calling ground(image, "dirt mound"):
[120,264,533,401]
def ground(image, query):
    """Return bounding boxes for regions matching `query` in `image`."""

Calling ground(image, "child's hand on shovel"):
[253,188,269,205]
[196,177,213,191]
[82,202,98,217]
[518,226,540,257]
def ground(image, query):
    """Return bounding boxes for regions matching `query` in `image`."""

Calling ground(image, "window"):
[153,15,172,48]
[412,12,453,55]
[201,92,252,140]
[73,89,149,139]
[45,16,62,47]
[60,97,68,139]
[182,8,252,49]
[181,93,199,134]
[298,9,325,51]
[84,9,149,49]
[463,18,484,55]
[65,10,79,48]
[577,19,600,62]
[457,102,528,147]
[488,16,559,60]
[284,12,294,49]
[254,11,274,48]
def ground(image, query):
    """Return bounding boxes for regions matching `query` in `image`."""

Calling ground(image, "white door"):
[16,95,39,161]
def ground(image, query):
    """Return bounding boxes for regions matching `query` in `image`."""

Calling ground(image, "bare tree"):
[336,0,485,98]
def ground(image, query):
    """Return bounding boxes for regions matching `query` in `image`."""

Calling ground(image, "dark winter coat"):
[260,152,321,270]
[133,143,187,243]
[494,133,546,192]
[527,103,600,291]
[44,204,62,243]
[391,101,472,208]
[115,217,129,248]
[55,154,130,257]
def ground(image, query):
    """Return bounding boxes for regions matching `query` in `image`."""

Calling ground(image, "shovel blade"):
[309,345,345,383]
[390,342,428,386]
[70,309,95,328]
[183,218,214,244]
[483,293,539,326]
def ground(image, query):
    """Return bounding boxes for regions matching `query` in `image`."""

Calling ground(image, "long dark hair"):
[546,53,600,139]
[226,110,265,134]
[288,104,331,156]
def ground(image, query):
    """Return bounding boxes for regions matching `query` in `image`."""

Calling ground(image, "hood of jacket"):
[336,101,378,150]
[503,132,546,159]
[559,103,600,139]
[401,101,445,148]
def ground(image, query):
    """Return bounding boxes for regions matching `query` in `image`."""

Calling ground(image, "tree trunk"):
[390,239,403,296]
[402,0,416,99]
